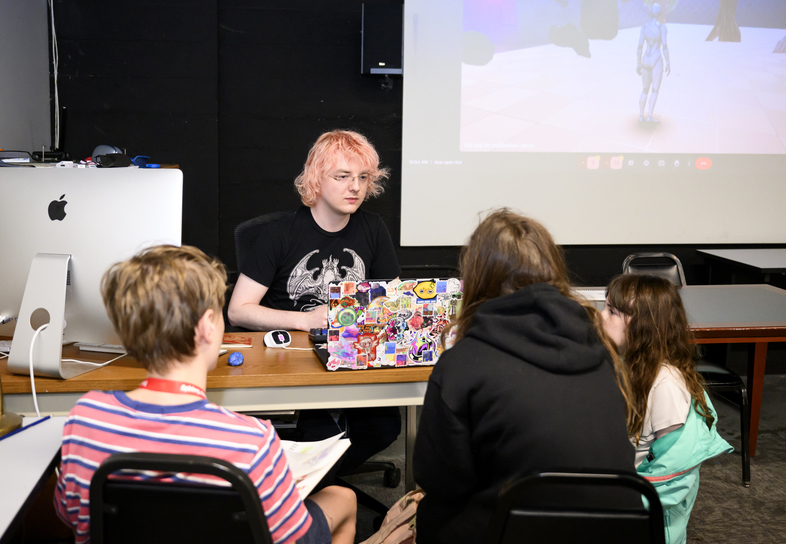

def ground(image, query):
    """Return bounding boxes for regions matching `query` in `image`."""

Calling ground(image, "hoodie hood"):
[464,283,609,374]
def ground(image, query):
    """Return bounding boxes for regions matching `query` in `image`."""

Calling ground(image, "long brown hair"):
[606,274,714,441]
[446,209,635,427]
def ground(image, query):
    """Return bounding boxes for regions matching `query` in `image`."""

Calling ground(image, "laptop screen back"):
[324,278,462,371]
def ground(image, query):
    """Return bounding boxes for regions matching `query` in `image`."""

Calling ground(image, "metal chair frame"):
[622,252,687,287]
[89,452,273,544]
[485,471,665,544]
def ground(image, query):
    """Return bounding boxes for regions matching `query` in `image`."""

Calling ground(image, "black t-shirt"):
[242,206,401,312]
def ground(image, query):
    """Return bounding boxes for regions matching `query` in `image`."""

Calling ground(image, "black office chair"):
[223,212,289,332]
[623,252,687,287]
[234,211,288,275]
[621,253,751,486]
[485,471,665,544]
[233,212,400,520]
[89,452,273,544]
[696,363,750,486]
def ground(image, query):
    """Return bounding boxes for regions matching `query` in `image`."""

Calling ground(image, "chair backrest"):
[485,471,665,544]
[622,252,686,287]
[89,452,273,544]
[234,212,288,274]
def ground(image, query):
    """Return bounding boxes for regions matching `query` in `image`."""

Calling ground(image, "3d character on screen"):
[637,3,671,123]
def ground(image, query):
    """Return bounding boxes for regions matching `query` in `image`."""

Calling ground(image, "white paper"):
[280,433,351,499]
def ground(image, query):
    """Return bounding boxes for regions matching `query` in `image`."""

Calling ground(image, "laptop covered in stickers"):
[313,278,463,371]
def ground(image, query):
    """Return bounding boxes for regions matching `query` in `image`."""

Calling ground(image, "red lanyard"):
[138,377,207,400]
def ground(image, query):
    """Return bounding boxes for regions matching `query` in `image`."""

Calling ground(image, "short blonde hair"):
[101,245,227,374]
[294,130,390,207]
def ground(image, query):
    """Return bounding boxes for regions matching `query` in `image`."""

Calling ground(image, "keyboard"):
[572,288,607,302]
[74,342,126,354]
[308,328,327,344]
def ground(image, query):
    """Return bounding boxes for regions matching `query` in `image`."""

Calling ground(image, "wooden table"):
[698,248,786,283]
[0,332,432,490]
[681,285,786,456]
[5,283,786,459]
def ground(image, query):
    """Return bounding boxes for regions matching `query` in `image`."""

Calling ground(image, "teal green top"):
[637,392,733,543]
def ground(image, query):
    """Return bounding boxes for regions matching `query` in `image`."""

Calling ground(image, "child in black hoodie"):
[413,209,636,544]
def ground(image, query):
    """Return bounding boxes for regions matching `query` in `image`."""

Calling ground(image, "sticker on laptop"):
[325,278,462,371]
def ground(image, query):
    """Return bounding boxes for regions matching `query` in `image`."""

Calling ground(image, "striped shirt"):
[54,390,311,544]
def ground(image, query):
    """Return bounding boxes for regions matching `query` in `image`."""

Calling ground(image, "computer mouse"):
[264,330,291,348]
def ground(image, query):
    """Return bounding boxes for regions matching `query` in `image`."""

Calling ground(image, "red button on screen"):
[696,157,712,170]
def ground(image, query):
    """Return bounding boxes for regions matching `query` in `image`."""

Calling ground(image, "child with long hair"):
[413,209,636,544]
[603,273,732,543]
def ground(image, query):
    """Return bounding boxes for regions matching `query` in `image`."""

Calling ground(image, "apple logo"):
[48,194,67,221]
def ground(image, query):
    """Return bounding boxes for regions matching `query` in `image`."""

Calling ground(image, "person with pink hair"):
[227,129,401,476]
[228,129,399,331]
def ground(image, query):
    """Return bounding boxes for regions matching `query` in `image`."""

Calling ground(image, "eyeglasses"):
[329,173,371,184]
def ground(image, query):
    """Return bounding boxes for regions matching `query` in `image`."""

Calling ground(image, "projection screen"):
[400,0,786,246]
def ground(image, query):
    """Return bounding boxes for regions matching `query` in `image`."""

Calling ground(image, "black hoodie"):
[413,283,635,544]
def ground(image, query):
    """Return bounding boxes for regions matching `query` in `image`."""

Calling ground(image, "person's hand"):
[301,304,328,331]
[636,63,642,76]
[665,63,671,76]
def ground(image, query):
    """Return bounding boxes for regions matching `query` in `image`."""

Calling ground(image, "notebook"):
[314,278,463,371]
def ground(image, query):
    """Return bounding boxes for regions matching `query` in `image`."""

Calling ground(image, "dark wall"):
[52,0,785,289]
[54,1,219,254]
[217,1,407,273]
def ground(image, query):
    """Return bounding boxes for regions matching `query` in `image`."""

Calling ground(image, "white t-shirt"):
[632,364,691,467]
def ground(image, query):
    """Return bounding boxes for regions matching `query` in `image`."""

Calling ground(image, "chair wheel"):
[384,468,401,488]
[373,514,385,531]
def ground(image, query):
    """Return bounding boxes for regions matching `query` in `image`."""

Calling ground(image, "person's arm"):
[249,420,313,544]
[648,367,690,440]
[655,423,682,439]
[227,273,327,332]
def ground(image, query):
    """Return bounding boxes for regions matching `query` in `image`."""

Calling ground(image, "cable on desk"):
[62,354,126,367]
[29,323,48,417]
[27,325,127,418]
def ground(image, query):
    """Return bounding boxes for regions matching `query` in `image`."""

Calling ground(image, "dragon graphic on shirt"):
[287,248,366,309]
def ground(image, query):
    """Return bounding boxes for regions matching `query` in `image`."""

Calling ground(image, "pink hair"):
[294,130,390,207]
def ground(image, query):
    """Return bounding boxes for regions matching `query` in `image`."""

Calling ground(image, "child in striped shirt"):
[54,245,356,544]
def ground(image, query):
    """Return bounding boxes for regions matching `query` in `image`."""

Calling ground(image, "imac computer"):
[0,167,182,378]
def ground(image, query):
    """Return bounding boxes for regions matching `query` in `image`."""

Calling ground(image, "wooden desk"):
[698,249,786,283]
[0,332,432,490]
[4,284,785,460]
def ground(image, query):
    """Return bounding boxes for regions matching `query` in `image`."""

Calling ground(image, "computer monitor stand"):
[8,253,98,379]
